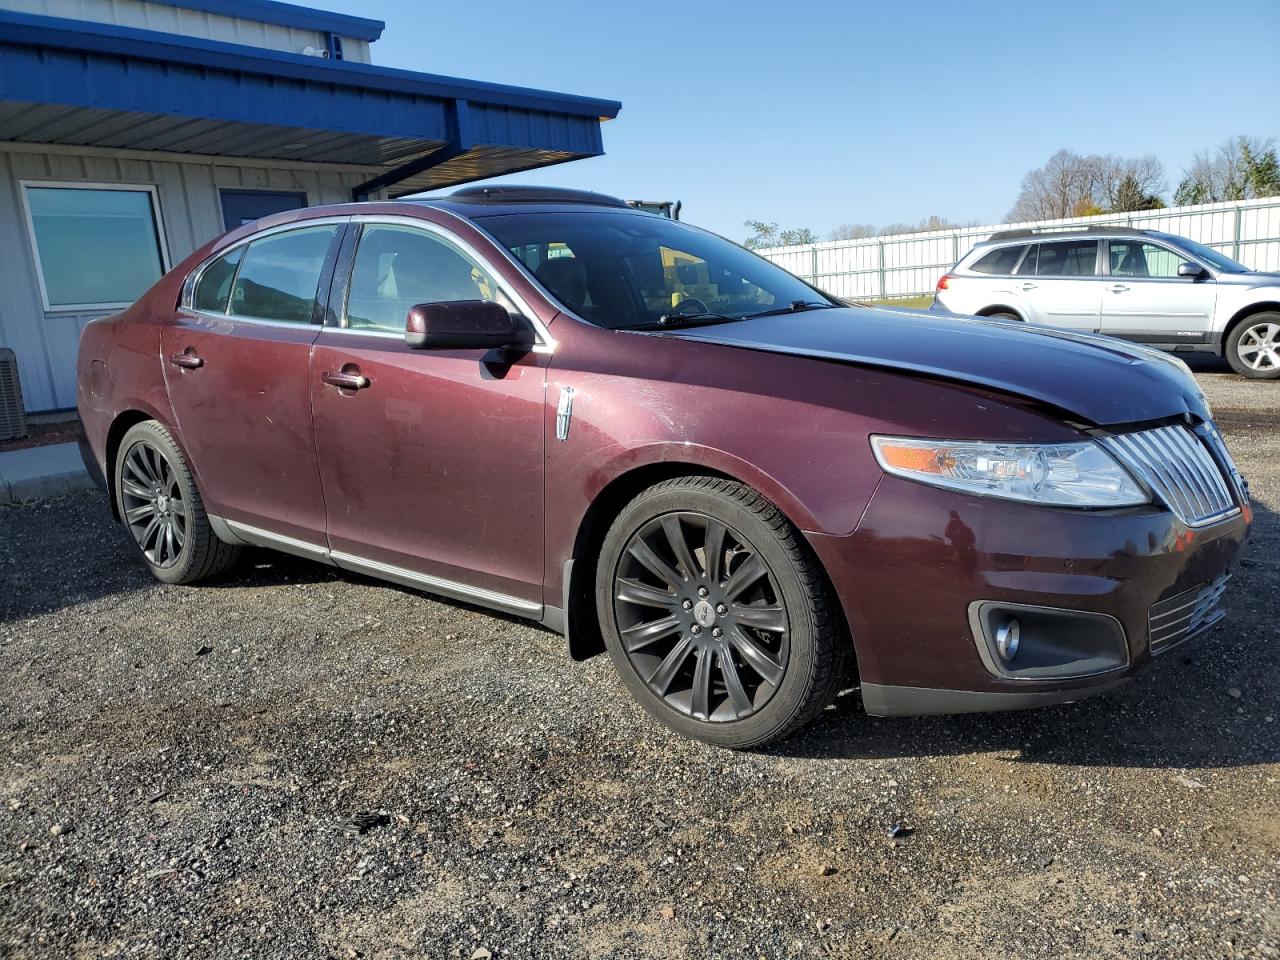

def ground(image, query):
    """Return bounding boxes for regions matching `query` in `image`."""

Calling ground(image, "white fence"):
[757,196,1280,302]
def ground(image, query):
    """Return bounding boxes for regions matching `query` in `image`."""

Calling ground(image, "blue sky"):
[313,0,1278,241]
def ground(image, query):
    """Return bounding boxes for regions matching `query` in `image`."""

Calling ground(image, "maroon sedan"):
[77,186,1251,747]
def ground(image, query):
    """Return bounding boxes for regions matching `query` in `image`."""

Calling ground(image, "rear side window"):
[192,247,243,313]
[229,225,338,323]
[968,245,1026,275]
[1017,240,1099,277]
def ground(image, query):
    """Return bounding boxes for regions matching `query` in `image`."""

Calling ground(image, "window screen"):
[24,185,166,309]
[229,225,338,324]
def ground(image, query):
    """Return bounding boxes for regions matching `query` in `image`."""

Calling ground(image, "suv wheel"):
[114,421,241,584]
[1226,313,1280,379]
[596,476,849,748]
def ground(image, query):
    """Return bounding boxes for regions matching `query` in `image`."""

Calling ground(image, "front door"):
[310,221,547,609]
[220,190,308,230]
[1013,239,1104,332]
[162,222,343,543]
[1099,239,1218,342]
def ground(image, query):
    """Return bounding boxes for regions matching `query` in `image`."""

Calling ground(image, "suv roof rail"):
[448,185,630,208]
[987,225,1153,242]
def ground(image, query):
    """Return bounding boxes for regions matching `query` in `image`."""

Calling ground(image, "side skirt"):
[210,515,543,621]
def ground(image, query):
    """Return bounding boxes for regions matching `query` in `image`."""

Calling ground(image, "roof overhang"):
[0,10,621,197]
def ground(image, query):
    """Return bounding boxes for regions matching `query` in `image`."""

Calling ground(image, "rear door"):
[162,221,344,544]
[1099,238,1217,343]
[309,218,548,610]
[1013,239,1104,332]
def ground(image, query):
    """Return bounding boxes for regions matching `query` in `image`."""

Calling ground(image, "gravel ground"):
[2,365,1278,959]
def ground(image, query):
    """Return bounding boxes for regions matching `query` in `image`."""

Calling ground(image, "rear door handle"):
[321,370,370,390]
[169,352,204,369]
[1110,284,1129,293]
[1019,282,1037,291]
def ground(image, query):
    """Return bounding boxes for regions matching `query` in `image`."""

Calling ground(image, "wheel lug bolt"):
[698,586,709,598]
[682,599,693,610]
[712,627,722,638]
[716,603,727,615]
[691,625,701,636]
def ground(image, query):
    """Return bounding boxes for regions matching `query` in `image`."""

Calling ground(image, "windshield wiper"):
[742,300,838,319]
[623,312,742,331]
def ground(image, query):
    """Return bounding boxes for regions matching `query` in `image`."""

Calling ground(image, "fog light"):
[995,619,1021,661]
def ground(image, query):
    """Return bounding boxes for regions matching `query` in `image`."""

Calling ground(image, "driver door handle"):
[1110,284,1130,293]
[169,353,204,369]
[1019,282,1037,291]
[321,370,370,390]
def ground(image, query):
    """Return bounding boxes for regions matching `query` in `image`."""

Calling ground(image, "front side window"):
[1017,240,1099,277]
[229,225,338,324]
[345,225,507,333]
[480,211,833,330]
[969,245,1026,275]
[23,184,167,309]
[1110,240,1186,279]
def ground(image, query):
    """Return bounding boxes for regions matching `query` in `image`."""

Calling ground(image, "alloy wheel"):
[119,440,188,568]
[1237,321,1280,372]
[613,511,790,722]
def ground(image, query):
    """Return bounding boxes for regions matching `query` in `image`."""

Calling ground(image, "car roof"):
[978,226,1175,247]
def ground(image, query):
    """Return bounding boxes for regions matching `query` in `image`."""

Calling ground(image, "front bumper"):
[808,475,1251,717]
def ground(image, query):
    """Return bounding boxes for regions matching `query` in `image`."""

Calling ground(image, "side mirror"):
[405,300,533,351]
[1177,261,1207,279]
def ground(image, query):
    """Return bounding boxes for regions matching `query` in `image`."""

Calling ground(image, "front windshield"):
[1171,236,1250,273]
[478,210,835,329]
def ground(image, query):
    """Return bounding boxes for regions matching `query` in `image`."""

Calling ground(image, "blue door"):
[220,190,307,230]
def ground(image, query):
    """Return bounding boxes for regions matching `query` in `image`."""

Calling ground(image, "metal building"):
[0,0,621,412]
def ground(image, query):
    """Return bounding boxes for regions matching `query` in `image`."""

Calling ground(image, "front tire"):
[596,476,849,748]
[1225,312,1280,379]
[114,421,241,584]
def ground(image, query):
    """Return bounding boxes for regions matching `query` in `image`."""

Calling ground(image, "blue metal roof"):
[0,9,620,197]
[144,0,385,42]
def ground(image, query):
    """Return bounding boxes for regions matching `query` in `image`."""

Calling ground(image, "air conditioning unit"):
[0,348,27,442]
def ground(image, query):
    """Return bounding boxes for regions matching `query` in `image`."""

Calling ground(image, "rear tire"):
[985,310,1022,321]
[596,476,849,749]
[1224,312,1280,379]
[114,420,241,584]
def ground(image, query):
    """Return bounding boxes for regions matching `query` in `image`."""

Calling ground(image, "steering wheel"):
[666,297,710,318]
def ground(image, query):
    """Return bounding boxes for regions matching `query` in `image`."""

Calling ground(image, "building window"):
[21,182,168,311]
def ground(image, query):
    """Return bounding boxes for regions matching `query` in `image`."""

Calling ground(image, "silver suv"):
[932,226,1280,379]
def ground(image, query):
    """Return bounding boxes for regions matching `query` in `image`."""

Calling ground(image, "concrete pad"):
[0,442,95,505]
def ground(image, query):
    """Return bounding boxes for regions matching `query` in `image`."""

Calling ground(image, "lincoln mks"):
[77,186,1251,747]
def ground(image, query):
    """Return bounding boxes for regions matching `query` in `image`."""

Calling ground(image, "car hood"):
[664,306,1210,427]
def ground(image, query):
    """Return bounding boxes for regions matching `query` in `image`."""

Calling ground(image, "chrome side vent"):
[1100,424,1237,527]
[1148,574,1230,653]
[0,348,26,442]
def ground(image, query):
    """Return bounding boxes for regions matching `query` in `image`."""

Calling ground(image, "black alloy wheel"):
[597,476,849,748]
[119,439,188,568]
[613,511,790,722]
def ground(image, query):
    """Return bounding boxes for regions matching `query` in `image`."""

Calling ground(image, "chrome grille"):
[1100,424,1238,527]
[1148,574,1230,654]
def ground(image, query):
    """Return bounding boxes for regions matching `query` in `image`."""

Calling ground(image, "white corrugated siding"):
[760,196,1280,297]
[0,0,374,62]
[0,145,383,411]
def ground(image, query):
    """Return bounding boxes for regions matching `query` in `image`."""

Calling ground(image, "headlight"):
[871,436,1148,507]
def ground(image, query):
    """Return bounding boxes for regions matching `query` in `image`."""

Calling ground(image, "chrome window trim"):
[182,217,351,324]
[342,214,557,353]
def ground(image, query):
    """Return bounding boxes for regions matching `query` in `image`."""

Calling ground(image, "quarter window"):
[192,248,243,313]
[1109,241,1186,279]
[229,225,338,324]
[969,245,1027,275]
[345,225,506,333]
[22,183,167,310]
[1017,240,1099,277]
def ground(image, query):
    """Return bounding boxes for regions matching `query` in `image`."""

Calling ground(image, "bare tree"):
[1175,135,1280,204]
[826,222,876,241]
[1008,150,1166,220]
